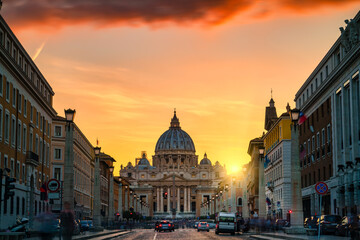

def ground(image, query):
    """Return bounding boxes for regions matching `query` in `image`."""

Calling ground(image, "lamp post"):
[258,146,266,219]
[231,177,236,212]
[108,166,114,227]
[63,109,75,211]
[242,167,249,218]
[118,178,123,220]
[93,146,103,231]
[284,108,305,233]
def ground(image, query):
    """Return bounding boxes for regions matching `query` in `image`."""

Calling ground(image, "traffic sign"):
[48,192,60,199]
[47,179,60,193]
[315,181,328,195]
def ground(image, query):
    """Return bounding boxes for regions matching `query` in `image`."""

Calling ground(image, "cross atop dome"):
[170,109,180,128]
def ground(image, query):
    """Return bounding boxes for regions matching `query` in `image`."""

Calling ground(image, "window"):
[12,87,16,108]
[55,126,62,137]
[23,99,27,117]
[4,155,8,169]
[326,65,329,77]
[54,168,61,180]
[322,129,325,146]
[17,120,21,150]
[30,105,33,122]
[35,135,39,154]
[0,105,2,141]
[312,136,315,152]
[6,81,9,101]
[237,197,242,206]
[215,172,219,178]
[141,174,145,179]
[10,159,14,177]
[23,125,27,152]
[29,129,33,151]
[17,94,21,113]
[202,174,206,178]
[16,197,19,215]
[36,111,39,127]
[0,74,2,96]
[22,164,25,183]
[320,72,323,82]
[11,115,15,147]
[316,132,320,149]
[54,148,62,160]
[327,124,331,143]
[22,198,25,215]
[16,161,20,179]
[192,174,196,178]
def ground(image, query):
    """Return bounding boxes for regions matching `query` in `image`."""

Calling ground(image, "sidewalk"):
[27,229,130,240]
[250,232,350,240]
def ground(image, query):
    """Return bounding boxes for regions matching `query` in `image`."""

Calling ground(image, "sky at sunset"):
[2,1,360,175]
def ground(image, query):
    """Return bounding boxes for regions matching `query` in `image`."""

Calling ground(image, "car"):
[86,220,93,230]
[206,220,216,229]
[158,221,174,232]
[304,216,319,229]
[275,219,289,230]
[80,220,89,231]
[194,222,199,229]
[317,215,342,234]
[336,215,360,237]
[197,222,210,232]
[215,212,236,235]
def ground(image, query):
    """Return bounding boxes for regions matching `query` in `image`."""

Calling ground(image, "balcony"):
[26,151,39,167]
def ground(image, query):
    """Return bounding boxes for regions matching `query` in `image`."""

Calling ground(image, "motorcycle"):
[7,217,29,236]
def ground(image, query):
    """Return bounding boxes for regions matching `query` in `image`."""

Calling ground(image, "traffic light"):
[163,192,168,199]
[4,176,16,200]
[40,183,48,201]
[288,210,293,214]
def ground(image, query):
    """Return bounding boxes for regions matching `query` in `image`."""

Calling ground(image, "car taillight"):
[168,224,171,227]
[198,224,201,227]
[216,224,218,228]
[207,224,209,227]
[159,224,162,227]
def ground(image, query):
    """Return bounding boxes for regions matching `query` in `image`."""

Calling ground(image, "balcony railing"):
[26,151,39,167]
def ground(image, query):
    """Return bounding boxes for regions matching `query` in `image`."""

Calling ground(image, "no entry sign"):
[315,181,328,195]
[47,179,60,193]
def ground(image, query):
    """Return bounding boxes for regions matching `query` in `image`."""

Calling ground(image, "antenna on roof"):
[271,88,273,98]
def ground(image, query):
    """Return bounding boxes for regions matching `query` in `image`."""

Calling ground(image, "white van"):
[215,212,236,235]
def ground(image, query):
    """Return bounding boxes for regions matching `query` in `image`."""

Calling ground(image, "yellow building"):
[262,101,293,219]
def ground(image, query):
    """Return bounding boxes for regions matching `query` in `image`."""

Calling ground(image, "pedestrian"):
[34,210,57,240]
[60,202,75,240]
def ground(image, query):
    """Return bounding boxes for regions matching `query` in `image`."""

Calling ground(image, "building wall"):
[0,15,56,229]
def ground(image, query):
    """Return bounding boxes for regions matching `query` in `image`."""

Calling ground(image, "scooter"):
[8,217,30,236]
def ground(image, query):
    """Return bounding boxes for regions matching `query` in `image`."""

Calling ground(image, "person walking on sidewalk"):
[60,202,75,240]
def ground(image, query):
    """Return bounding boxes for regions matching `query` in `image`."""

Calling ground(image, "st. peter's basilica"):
[120,111,226,218]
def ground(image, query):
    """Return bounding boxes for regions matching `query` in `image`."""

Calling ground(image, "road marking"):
[153,232,157,240]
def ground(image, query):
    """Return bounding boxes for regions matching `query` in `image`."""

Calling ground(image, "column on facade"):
[177,187,180,213]
[184,187,187,212]
[209,194,212,214]
[156,187,160,213]
[118,182,123,217]
[354,166,360,214]
[160,188,164,212]
[188,187,191,212]
[167,187,171,213]
[310,193,315,216]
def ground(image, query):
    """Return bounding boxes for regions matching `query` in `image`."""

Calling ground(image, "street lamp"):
[258,146,266,219]
[108,166,114,227]
[63,109,75,212]
[93,146,103,231]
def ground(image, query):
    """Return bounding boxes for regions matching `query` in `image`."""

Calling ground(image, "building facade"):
[120,111,226,218]
[295,11,360,216]
[50,116,94,219]
[263,103,292,220]
[0,15,56,229]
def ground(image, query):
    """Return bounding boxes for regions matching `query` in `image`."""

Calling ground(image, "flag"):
[264,155,270,168]
[300,144,306,159]
[298,111,307,125]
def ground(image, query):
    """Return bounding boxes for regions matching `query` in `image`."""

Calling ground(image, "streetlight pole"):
[231,177,236,213]
[63,109,75,211]
[93,146,103,231]
[258,147,266,220]
[108,166,114,228]
[285,108,305,233]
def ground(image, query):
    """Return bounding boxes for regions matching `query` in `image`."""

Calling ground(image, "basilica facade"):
[120,111,226,218]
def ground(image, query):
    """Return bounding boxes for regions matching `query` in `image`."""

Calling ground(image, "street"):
[112,229,250,240]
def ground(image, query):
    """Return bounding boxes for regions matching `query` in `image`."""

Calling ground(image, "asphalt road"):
[113,229,250,240]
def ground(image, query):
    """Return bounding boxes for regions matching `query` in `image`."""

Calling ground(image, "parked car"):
[304,216,319,229]
[336,215,360,237]
[275,219,289,230]
[215,212,236,235]
[158,221,174,232]
[317,215,342,234]
[86,220,93,230]
[206,220,216,229]
[80,220,89,231]
[197,222,210,232]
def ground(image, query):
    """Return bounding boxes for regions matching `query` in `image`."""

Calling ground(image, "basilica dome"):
[155,111,196,153]
[200,153,212,165]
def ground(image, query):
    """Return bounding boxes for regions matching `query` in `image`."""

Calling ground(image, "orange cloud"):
[2,0,359,31]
